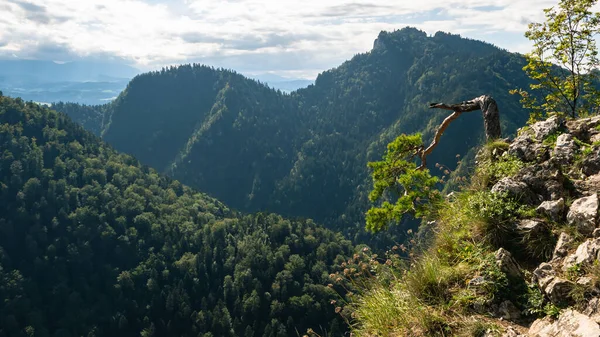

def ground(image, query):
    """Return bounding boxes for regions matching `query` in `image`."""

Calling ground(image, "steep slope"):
[55,28,534,243]
[50,102,111,136]
[0,94,355,337]
[346,115,600,336]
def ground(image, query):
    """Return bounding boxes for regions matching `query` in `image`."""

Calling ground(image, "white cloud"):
[0,0,589,79]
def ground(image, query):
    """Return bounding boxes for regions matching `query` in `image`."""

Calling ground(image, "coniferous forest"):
[4,0,600,334]
[0,94,355,337]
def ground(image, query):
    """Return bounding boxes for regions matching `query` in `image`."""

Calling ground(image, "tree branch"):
[417,95,501,170]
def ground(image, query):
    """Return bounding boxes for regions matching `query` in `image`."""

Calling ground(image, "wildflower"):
[392,245,398,251]
[343,268,350,275]
[363,247,369,252]
[327,284,333,288]
[335,307,342,313]
[330,300,337,305]
[341,262,347,267]
[407,229,413,234]
[329,273,336,279]
[386,259,392,266]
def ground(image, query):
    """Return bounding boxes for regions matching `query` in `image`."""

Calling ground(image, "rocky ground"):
[488,115,600,336]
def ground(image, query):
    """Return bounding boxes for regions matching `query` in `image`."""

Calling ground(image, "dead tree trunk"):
[417,95,501,169]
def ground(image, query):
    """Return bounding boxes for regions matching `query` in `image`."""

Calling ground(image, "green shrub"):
[464,192,530,248]
[472,141,525,189]
[520,222,556,261]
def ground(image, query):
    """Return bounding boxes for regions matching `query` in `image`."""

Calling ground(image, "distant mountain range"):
[52,28,535,246]
[0,60,140,82]
[0,60,315,104]
[248,73,314,92]
[0,60,139,105]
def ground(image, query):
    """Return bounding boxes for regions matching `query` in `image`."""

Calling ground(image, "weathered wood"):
[417,111,462,170]
[417,95,501,170]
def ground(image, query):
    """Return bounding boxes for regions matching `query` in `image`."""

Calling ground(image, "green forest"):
[0,94,357,337]
[3,0,600,335]
[53,28,535,247]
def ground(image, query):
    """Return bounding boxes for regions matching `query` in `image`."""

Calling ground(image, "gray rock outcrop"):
[567,194,599,236]
[529,309,600,336]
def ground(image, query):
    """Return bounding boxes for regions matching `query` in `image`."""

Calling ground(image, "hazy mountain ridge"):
[54,27,535,245]
[0,60,139,105]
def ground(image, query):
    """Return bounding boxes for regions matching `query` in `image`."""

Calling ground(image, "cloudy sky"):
[0,0,583,79]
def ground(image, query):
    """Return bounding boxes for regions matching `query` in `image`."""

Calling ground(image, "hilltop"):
[53,27,535,246]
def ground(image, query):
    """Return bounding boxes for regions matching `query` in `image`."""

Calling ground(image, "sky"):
[0,0,588,79]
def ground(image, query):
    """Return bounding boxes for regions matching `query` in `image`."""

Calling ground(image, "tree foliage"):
[365,134,441,233]
[0,95,355,337]
[512,0,600,120]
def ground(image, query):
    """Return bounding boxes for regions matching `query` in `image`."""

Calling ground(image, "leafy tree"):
[512,0,600,119]
[366,134,441,232]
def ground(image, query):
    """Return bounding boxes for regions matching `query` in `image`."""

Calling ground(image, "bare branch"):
[417,111,461,170]
[417,95,501,170]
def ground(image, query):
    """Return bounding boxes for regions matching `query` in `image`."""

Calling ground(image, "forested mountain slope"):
[55,28,534,242]
[0,94,355,337]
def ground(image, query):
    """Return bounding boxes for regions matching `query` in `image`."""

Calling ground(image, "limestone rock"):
[491,177,536,204]
[563,238,600,272]
[581,148,600,177]
[554,133,579,164]
[567,194,599,236]
[517,219,545,235]
[533,262,556,289]
[567,115,600,141]
[468,276,487,288]
[532,263,573,304]
[529,309,600,337]
[498,300,521,320]
[547,278,574,304]
[537,198,565,222]
[508,133,549,162]
[583,298,600,324]
[518,162,564,201]
[553,232,573,259]
[531,116,565,140]
[501,327,523,337]
[495,248,522,279]
[577,276,597,289]
[575,174,600,196]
